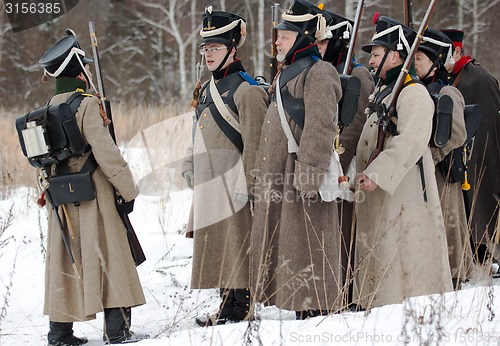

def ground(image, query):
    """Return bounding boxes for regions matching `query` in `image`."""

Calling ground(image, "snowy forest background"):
[0,0,499,110]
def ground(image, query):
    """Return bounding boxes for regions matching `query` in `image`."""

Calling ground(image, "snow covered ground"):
[1,187,500,346]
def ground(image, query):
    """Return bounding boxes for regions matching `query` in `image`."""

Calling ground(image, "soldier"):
[250,0,343,319]
[317,8,375,307]
[181,6,268,326]
[441,29,500,270]
[415,28,477,288]
[354,16,453,309]
[38,31,147,345]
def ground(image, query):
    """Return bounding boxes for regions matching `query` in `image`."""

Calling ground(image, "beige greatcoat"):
[430,86,476,281]
[354,79,453,310]
[181,78,268,290]
[44,92,145,322]
[251,59,343,312]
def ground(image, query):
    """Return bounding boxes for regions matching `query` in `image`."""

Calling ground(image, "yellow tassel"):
[191,81,201,108]
[41,71,48,83]
[462,171,470,191]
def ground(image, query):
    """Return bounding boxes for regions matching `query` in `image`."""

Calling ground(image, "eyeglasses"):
[199,46,227,55]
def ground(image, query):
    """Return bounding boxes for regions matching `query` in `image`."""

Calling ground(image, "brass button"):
[197,137,201,140]
[267,120,271,124]
[200,125,204,129]
[203,113,207,118]
[195,149,199,153]
[227,117,231,121]
[264,137,268,142]
[263,156,266,161]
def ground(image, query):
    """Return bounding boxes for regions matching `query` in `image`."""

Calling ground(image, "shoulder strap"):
[279,56,318,89]
[237,71,259,86]
[210,77,241,134]
[276,74,299,153]
[205,75,246,152]
[66,92,87,115]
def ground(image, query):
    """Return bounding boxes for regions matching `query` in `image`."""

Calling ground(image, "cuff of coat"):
[363,151,407,195]
[108,166,139,201]
[293,160,325,194]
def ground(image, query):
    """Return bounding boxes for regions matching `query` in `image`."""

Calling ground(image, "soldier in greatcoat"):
[415,28,477,287]
[181,6,268,326]
[354,16,453,310]
[441,29,500,271]
[317,8,375,306]
[250,0,343,320]
[38,31,146,345]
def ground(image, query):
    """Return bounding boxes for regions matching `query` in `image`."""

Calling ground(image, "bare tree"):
[135,0,200,97]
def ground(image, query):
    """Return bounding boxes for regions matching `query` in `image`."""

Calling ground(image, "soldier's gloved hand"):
[117,198,135,214]
[183,170,194,189]
[299,191,318,199]
[233,193,250,204]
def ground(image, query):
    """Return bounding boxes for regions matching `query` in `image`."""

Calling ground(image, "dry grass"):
[0,99,192,197]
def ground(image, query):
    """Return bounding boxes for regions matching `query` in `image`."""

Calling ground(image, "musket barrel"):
[386,0,436,108]
[270,3,280,79]
[88,21,106,99]
[343,0,364,75]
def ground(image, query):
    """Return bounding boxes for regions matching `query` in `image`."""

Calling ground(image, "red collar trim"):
[452,55,474,75]
[290,44,316,64]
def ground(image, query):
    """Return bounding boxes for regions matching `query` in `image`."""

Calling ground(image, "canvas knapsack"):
[16,92,89,168]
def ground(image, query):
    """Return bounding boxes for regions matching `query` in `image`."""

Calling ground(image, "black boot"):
[295,310,328,320]
[195,288,235,327]
[103,307,149,344]
[229,288,251,322]
[48,321,88,346]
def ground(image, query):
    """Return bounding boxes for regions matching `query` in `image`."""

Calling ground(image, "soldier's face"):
[369,45,399,79]
[276,30,298,62]
[317,39,329,58]
[202,44,230,71]
[415,51,435,79]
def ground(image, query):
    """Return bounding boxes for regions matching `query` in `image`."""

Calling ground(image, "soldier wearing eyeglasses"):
[181,5,268,326]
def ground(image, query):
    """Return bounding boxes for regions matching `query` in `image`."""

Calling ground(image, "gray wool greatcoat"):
[430,86,476,281]
[44,92,145,322]
[181,79,268,290]
[250,59,343,312]
[354,79,453,310]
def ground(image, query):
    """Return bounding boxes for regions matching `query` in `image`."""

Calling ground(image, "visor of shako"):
[362,16,416,58]
[420,28,453,66]
[274,0,327,44]
[200,7,246,48]
[39,31,92,78]
[321,10,353,43]
[440,29,464,48]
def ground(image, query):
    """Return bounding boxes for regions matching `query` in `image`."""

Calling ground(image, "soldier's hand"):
[117,198,135,214]
[300,191,318,199]
[358,174,378,192]
[183,170,194,189]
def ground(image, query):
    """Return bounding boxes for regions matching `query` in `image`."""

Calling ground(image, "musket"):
[367,0,437,166]
[342,0,365,75]
[88,21,146,266]
[403,0,414,28]
[270,3,280,80]
[39,169,80,278]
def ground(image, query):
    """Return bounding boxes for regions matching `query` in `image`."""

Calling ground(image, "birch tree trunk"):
[191,0,198,85]
[255,0,265,77]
